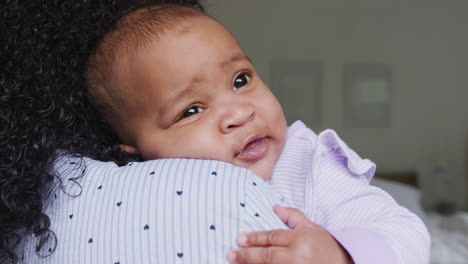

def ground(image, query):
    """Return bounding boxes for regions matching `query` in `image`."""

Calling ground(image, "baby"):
[86,5,286,182]
[84,3,429,264]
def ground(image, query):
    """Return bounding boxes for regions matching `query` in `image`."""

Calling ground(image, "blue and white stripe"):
[19,158,288,263]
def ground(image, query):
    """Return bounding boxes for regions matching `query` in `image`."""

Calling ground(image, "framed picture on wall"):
[270,61,322,126]
[342,63,393,128]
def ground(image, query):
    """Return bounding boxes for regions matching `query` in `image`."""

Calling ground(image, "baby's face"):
[116,16,287,180]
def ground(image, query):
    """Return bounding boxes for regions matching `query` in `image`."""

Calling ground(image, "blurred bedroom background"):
[206,0,468,261]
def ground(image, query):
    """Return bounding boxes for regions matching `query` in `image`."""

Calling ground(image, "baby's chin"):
[230,156,274,180]
[248,163,274,181]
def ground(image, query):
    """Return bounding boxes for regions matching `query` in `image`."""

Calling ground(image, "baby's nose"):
[219,104,255,134]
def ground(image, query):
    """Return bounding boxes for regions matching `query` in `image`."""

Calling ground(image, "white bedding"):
[371,178,468,264]
[427,212,468,264]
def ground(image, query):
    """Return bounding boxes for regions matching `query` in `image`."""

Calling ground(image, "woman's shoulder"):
[20,157,287,263]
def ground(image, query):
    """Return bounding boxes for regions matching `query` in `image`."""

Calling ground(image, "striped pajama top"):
[18,121,430,263]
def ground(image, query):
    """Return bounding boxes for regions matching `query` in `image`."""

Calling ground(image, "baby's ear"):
[118,144,140,155]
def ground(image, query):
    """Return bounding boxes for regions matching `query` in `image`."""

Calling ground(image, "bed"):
[371,172,468,264]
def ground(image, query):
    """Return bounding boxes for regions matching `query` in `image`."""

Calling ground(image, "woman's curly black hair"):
[0,0,204,262]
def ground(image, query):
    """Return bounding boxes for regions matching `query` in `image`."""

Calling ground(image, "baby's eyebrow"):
[219,53,251,68]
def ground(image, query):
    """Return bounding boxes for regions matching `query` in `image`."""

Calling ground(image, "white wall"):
[205,0,468,210]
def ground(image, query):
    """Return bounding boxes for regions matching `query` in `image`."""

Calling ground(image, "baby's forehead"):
[116,5,208,44]
[86,4,210,120]
[102,6,214,87]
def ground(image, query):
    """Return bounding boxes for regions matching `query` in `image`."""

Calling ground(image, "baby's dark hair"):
[86,4,208,129]
[0,0,204,262]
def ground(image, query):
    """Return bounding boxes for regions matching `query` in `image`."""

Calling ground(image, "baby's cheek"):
[136,139,181,160]
[160,135,227,161]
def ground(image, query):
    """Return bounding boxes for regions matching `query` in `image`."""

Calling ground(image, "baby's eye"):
[180,106,204,120]
[233,72,251,91]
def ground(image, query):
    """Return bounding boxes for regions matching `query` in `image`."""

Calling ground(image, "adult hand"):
[227,205,352,264]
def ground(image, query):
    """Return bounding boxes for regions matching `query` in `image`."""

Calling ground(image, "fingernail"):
[227,250,237,262]
[237,234,248,245]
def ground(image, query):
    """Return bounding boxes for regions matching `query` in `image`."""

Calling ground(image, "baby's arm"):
[315,169,430,263]
[311,153,429,263]
[308,131,430,264]
[232,156,429,264]
[266,124,430,264]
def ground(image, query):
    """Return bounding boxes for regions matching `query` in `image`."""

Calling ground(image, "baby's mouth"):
[236,136,269,162]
